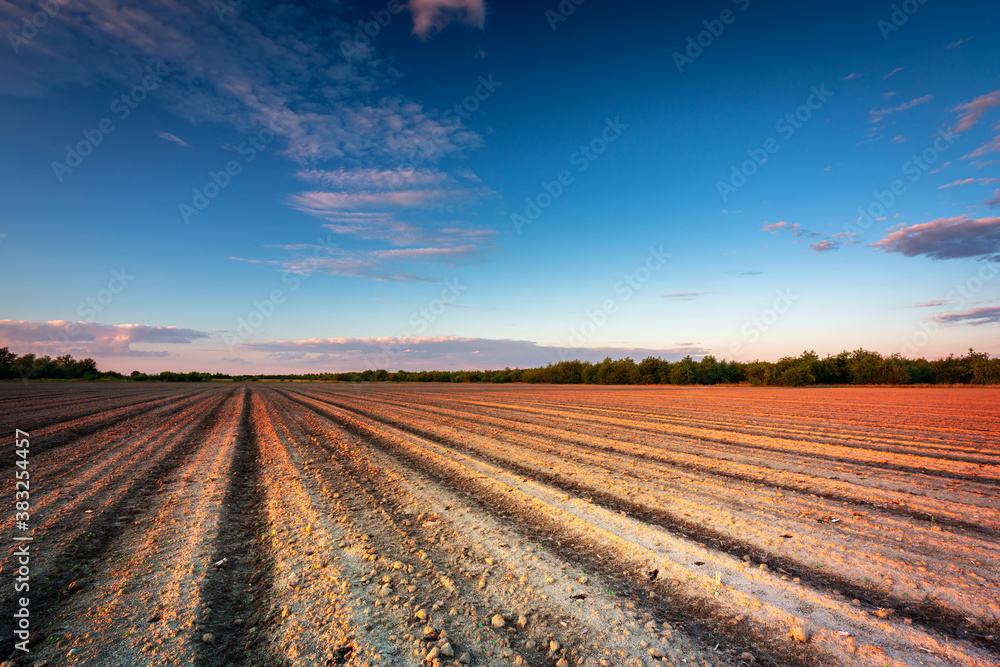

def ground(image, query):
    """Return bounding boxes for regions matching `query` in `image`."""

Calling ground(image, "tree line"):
[240,348,999,386]
[2,346,998,385]
[0,348,227,382]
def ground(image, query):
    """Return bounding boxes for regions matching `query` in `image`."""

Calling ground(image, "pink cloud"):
[869,95,933,125]
[934,306,1000,326]
[316,217,495,247]
[296,168,450,191]
[372,245,481,262]
[289,167,494,248]
[963,121,1000,159]
[883,67,904,80]
[0,320,209,357]
[987,189,1000,209]
[951,90,1000,132]
[290,189,471,212]
[319,214,425,246]
[871,215,1000,259]
[810,240,840,253]
[938,178,976,189]
[762,221,799,232]
[407,0,486,39]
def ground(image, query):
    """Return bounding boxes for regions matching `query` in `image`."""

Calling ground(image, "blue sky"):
[1,0,999,373]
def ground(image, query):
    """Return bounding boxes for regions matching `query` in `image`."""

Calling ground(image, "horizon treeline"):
[0,348,222,382]
[283,348,999,386]
[3,346,998,386]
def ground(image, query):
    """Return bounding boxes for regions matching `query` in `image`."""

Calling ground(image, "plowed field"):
[2,383,998,667]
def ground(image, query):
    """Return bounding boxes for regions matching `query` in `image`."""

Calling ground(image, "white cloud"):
[155,130,190,147]
[0,0,482,164]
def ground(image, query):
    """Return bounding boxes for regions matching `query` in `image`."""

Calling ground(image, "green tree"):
[669,356,696,385]
[695,355,723,385]
[0,347,15,379]
[965,349,1000,384]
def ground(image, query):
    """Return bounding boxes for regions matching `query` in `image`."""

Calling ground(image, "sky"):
[1,0,999,374]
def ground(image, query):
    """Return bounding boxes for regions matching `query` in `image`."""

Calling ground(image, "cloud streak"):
[871,215,1000,260]
[297,168,450,191]
[762,221,798,232]
[0,320,209,357]
[933,306,1000,326]
[964,122,1000,160]
[810,240,840,253]
[661,292,711,300]
[271,166,497,277]
[232,238,485,282]
[0,0,482,164]
[951,90,1000,133]
[155,130,190,147]
[869,95,933,125]
[237,335,709,370]
[938,178,976,189]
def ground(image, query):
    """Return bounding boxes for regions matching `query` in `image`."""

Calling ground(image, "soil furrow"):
[268,387,743,667]
[0,387,234,657]
[284,388,1000,638]
[276,387,998,667]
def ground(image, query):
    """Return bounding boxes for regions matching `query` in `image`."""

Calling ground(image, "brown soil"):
[2,382,997,667]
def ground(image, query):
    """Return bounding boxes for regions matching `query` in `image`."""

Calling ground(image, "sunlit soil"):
[2,382,997,667]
